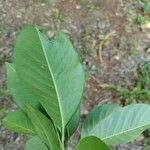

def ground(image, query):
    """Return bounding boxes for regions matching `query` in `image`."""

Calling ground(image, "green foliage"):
[136,16,149,25]
[66,109,80,139]
[143,2,150,13]
[127,0,150,26]
[137,61,150,89]
[25,136,48,150]
[34,0,47,3]
[81,104,150,145]
[6,63,41,111]
[2,109,35,134]
[27,106,61,150]
[81,104,121,137]
[111,61,150,104]
[2,26,150,149]
[13,27,84,130]
[76,136,110,150]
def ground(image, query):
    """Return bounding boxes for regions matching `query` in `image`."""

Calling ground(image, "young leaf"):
[13,26,85,130]
[6,63,40,111]
[66,108,80,139]
[27,106,61,150]
[81,104,150,145]
[2,109,35,134]
[81,103,121,138]
[76,136,110,150]
[25,136,48,150]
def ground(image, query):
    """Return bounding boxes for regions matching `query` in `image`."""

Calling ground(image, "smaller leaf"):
[76,136,110,150]
[66,108,80,139]
[82,104,150,145]
[27,106,61,150]
[81,103,121,138]
[25,136,48,150]
[2,109,35,134]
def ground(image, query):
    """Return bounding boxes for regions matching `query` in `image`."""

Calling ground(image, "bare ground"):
[0,0,150,149]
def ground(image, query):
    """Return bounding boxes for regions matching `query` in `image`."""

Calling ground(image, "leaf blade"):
[13,26,85,129]
[81,103,121,138]
[25,136,48,150]
[76,136,110,150]
[6,63,40,111]
[82,104,150,145]
[66,108,80,139]
[2,109,35,134]
[27,106,61,150]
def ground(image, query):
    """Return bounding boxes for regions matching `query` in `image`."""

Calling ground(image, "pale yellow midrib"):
[3,119,34,133]
[35,27,64,130]
[101,122,150,142]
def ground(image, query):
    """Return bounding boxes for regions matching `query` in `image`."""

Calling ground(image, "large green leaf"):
[81,103,121,138]
[6,63,40,111]
[76,136,110,150]
[27,106,61,150]
[81,104,150,145]
[2,109,35,134]
[13,26,84,129]
[25,136,48,150]
[66,108,80,139]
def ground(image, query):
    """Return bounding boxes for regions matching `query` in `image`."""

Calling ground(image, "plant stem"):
[61,127,65,150]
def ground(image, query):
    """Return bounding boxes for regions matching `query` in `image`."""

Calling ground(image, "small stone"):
[114,56,120,60]
[16,13,22,18]
[146,48,150,53]
[76,5,80,9]
[47,31,54,38]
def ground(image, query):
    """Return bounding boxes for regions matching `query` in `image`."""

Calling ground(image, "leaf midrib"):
[100,122,150,142]
[3,119,34,134]
[31,109,53,149]
[35,27,64,129]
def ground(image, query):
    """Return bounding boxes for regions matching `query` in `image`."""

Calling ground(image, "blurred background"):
[0,0,150,149]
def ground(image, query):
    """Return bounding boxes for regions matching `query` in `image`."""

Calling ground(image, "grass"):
[143,1,150,13]
[34,0,47,3]
[127,0,150,26]
[109,61,150,104]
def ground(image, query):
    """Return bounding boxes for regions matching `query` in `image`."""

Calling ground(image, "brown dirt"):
[0,0,150,149]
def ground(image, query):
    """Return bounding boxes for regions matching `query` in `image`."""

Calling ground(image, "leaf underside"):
[2,109,35,134]
[82,104,150,145]
[81,103,121,138]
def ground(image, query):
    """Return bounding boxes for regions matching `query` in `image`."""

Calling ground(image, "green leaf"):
[76,136,110,150]
[144,2,150,13]
[25,136,48,150]
[81,104,150,145]
[13,26,85,129]
[27,106,61,150]
[66,108,80,139]
[6,63,40,111]
[2,109,35,134]
[81,103,121,138]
